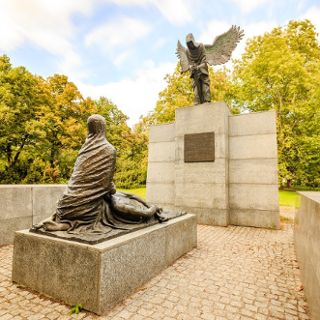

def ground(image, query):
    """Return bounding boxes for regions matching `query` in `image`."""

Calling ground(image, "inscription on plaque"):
[184,132,215,162]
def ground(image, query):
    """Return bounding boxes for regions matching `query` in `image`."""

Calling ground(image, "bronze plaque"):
[184,132,215,162]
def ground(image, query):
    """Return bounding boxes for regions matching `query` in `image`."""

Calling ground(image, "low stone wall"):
[295,192,320,320]
[0,185,66,245]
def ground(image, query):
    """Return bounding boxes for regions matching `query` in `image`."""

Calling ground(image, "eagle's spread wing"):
[176,40,189,72]
[204,25,244,66]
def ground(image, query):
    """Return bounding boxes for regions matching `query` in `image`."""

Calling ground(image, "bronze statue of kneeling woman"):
[34,114,181,241]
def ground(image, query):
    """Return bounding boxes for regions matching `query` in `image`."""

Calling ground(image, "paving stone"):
[0,225,311,319]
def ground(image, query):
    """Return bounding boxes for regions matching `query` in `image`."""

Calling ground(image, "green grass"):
[117,187,146,199]
[118,188,300,208]
[279,190,300,208]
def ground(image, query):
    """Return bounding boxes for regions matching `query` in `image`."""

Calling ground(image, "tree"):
[0,55,146,187]
[229,20,320,187]
[0,55,49,182]
[23,74,97,183]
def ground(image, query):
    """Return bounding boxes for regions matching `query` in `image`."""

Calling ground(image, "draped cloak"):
[51,114,117,233]
[34,115,180,240]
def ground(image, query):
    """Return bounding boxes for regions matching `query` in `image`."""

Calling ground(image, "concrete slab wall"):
[295,192,320,320]
[174,103,229,226]
[147,123,175,208]
[229,111,280,228]
[0,185,65,245]
[146,103,279,228]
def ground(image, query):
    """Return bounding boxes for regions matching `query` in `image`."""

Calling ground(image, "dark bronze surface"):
[184,132,215,162]
[32,114,184,244]
[176,26,244,105]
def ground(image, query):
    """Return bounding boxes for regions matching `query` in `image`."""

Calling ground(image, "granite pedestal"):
[12,214,197,315]
[147,102,280,229]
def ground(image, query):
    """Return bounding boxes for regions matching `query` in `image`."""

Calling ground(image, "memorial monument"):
[147,26,280,229]
[12,114,197,314]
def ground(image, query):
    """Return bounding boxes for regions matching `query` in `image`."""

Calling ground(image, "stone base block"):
[175,207,228,226]
[229,209,280,229]
[12,214,197,315]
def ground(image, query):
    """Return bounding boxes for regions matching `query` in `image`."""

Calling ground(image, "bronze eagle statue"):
[176,25,244,104]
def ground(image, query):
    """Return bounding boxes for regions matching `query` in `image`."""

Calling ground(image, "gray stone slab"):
[147,161,175,184]
[229,134,277,159]
[32,185,66,224]
[12,231,101,311]
[99,226,167,311]
[229,184,279,211]
[175,159,227,184]
[229,111,276,136]
[149,123,175,143]
[146,182,175,205]
[148,141,175,162]
[229,159,278,184]
[175,207,228,226]
[165,214,197,265]
[175,183,228,209]
[229,209,280,229]
[175,102,230,136]
[12,214,197,315]
[0,185,32,219]
[295,193,320,320]
[0,216,32,245]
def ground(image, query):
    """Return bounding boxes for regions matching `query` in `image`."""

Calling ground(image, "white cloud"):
[0,0,94,78]
[232,21,277,59]
[153,0,192,25]
[107,0,192,25]
[78,61,175,126]
[85,16,150,51]
[199,21,231,44]
[230,0,269,13]
[199,20,277,69]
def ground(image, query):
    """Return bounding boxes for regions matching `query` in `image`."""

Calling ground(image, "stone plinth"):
[147,102,279,229]
[295,192,320,320]
[12,214,197,315]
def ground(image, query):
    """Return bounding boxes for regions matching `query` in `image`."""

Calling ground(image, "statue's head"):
[87,114,106,136]
[186,33,198,50]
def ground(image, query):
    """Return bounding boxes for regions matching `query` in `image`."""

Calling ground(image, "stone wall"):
[146,123,176,209]
[229,112,279,228]
[0,185,65,245]
[295,192,320,320]
[174,103,229,225]
[147,102,280,228]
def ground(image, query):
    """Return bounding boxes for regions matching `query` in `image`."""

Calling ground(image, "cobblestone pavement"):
[0,224,310,320]
[280,207,296,221]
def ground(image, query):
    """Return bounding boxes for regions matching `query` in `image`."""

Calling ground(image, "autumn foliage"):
[1,20,320,189]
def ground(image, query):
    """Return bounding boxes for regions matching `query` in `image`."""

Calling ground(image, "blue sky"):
[0,0,319,125]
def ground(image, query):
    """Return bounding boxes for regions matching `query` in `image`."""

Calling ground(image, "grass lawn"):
[117,187,147,199]
[279,190,300,208]
[118,187,300,208]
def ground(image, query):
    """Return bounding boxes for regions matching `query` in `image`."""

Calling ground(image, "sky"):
[0,0,319,126]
